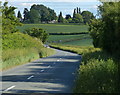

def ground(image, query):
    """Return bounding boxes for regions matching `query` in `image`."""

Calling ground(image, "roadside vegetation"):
[1,2,54,71]
[50,2,120,93]
[51,44,118,93]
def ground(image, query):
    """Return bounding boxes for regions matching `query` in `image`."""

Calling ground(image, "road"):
[1,49,81,94]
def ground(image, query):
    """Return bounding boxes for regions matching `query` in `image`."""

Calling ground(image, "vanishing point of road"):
[1,49,81,94]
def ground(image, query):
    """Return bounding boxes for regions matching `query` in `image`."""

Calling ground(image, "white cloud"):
[21,3,35,6]
[7,0,98,2]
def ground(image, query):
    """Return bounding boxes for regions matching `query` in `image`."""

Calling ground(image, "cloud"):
[21,3,35,6]
[7,0,98,2]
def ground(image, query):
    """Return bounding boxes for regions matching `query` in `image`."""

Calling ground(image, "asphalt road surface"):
[1,49,81,94]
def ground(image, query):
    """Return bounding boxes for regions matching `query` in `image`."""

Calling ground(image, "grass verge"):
[1,48,55,71]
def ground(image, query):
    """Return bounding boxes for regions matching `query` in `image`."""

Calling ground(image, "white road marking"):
[27,75,34,80]
[41,70,44,72]
[48,65,51,68]
[57,60,60,62]
[4,85,16,91]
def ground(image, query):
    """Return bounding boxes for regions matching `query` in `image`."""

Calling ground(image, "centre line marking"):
[41,70,44,72]
[4,85,16,91]
[27,75,34,80]
[57,60,60,62]
[48,65,51,68]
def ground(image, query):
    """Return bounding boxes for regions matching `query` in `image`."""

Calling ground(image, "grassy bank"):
[1,32,55,71]
[51,44,118,93]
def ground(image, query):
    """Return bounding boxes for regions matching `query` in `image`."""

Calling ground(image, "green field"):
[62,39,93,46]
[48,34,92,46]
[17,24,89,33]
[18,24,92,46]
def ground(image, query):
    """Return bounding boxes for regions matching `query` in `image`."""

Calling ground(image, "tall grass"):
[1,47,55,71]
[2,32,55,71]
[50,44,119,93]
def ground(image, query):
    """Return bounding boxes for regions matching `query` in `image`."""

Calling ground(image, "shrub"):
[23,27,49,43]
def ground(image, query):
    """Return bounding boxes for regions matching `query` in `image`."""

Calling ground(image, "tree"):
[65,14,71,20]
[30,4,57,23]
[17,11,22,22]
[81,11,95,24]
[23,28,49,43]
[79,8,81,14]
[58,12,63,23]
[89,2,120,56]
[2,2,21,34]
[29,9,41,23]
[77,7,79,14]
[73,13,83,23]
[73,9,76,18]
[48,8,57,21]
[23,8,30,23]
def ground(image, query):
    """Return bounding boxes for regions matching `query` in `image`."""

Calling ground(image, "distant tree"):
[29,9,41,23]
[77,7,79,14]
[17,11,22,22]
[23,8,30,23]
[58,12,63,23]
[73,9,76,18]
[30,4,57,23]
[63,18,69,23]
[79,8,81,14]
[48,8,57,21]
[65,14,71,20]
[73,13,83,23]
[81,11,95,24]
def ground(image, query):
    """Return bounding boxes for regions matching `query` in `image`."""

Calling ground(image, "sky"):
[1,0,101,17]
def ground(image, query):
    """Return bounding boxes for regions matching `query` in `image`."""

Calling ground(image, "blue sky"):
[1,0,101,17]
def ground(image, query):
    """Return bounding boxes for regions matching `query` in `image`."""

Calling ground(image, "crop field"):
[48,34,92,46]
[18,24,92,46]
[62,38,93,46]
[17,24,89,33]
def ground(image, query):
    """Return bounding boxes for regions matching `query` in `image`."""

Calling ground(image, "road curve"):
[1,49,81,94]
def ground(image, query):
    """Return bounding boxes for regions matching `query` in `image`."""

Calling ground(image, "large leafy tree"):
[81,11,95,24]
[48,8,57,21]
[2,2,21,35]
[29,9,41,23]
[30,4,57,23]
[89,2,120,56]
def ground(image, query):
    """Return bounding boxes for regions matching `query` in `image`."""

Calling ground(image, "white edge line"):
[4,85,16,91]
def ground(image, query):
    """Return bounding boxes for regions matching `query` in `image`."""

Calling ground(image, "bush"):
[23,27,49,43]
[74,58,118,93]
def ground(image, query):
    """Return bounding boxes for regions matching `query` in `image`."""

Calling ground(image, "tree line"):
[17,5,95,24]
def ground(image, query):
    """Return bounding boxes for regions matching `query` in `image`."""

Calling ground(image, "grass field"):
[62,39,93,46]
[17,24,88,33]
[18,24,92,46]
